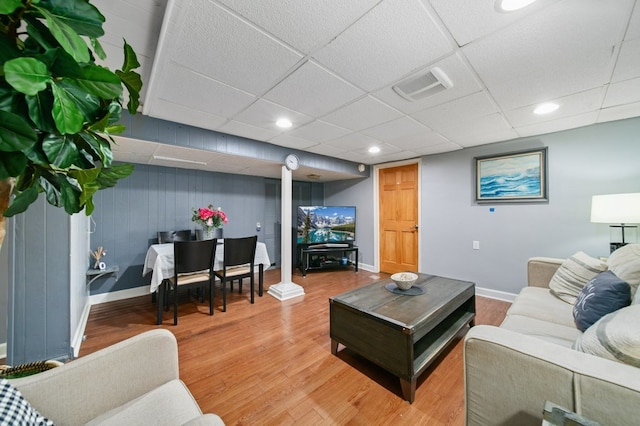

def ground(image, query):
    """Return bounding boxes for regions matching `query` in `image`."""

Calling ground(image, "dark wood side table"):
[329,273,475,403]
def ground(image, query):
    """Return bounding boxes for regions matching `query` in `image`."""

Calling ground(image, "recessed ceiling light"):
[533,102,559,115]
[368,146,381,154]
[275,118,292,128]
[495,0,536,12]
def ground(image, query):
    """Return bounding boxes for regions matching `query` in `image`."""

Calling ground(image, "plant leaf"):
[4,57,51,96]
[46,47,83,78]
[79,132,113,166]
[24,14,58,51]
[0,110,38,151]
[4,185,39,217]
[97,163,134,188]
[26,90,57,132]
[121,40,140,73]
[57,174,82,214]
[40,174,62,207]
[116,69,142,113]
[34,5,90,63]
[75,65,122,99]
[58,79,100,119]
[90,38,106,61]
[0,151,28,179]
[42,134,81,168]
[105,124,126,135]
[51,82,85,134]
[0,0,23,14]
[0,33,22,63]
[36,0,105,38]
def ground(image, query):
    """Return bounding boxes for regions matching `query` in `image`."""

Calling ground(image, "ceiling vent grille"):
[392,67,453,101]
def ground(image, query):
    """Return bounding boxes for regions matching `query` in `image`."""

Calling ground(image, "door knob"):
[413,225,419,230]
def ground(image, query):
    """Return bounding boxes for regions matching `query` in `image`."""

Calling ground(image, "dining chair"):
[157,230,192,243]
[214,235,261,312]
[165,239,217,325]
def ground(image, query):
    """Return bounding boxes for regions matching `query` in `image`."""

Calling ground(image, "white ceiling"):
[95,0,640,179]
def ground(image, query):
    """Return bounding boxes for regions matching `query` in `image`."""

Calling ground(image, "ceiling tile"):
[373,53,483,114]
[149,99,228,130]
[504,87,606,127]
[305,143,350,157]
[324,132,382,151]
[267,134,318,150]
[321,96,403,131]
[214,0,379,53]
[386,131,450,149]
[217,120,280,142]
[427,0,557,46]
[314,0,453,91]
[462,0,635,110]
[169,0,303,95]
[232,99,312,130]
[436,113,518,147]
[360,117,430,142]
[155,63,257,117]
[611,39,640,83]
[288,120,352,142]
[603,77,640,108]
[411,141,462,156]
[263,60,364,117]
[515,112,599,138]
[412,91,498,128]
[597,102,640,123]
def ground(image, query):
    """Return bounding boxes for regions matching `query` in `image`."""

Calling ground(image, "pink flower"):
[198,207,215,220]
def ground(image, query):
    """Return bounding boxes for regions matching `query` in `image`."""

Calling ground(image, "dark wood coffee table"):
[329,273,475,403]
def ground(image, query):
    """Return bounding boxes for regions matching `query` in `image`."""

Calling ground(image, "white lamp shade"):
[591,193,640,224]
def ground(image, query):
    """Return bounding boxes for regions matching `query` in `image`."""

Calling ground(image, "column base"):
[267,282,305,301]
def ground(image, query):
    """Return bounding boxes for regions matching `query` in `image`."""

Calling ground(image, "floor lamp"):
[591,193,640,253]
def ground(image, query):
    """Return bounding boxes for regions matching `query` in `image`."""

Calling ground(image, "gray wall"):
[324,118,640,296]
[90,165,323,294]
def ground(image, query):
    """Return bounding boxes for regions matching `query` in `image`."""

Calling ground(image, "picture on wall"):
[475,147,548,203]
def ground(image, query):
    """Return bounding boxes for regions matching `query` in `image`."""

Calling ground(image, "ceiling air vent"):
[392,67,453,101]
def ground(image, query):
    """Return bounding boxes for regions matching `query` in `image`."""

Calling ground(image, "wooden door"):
[379,164,419,274]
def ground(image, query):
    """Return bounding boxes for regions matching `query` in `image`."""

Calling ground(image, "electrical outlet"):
[256,222,261,232]
[473,241,480,250]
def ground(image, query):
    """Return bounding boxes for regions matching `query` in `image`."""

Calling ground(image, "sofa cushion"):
[607,243,640,298]
[85,380,205,426]
[549,251,607,304]
[573,271,631,332]
[506,287,576,328]
[574,304,640,367]
[0,378,53,426]
[500,314,582,348]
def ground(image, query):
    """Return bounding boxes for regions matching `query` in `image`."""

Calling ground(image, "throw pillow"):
[574,304,640,367]
[573,271,631,332]
[0,378,54,425]
[549,251,608,304]
[607,243,640,299]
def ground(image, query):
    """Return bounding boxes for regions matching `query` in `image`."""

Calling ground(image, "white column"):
[267,166,305,301]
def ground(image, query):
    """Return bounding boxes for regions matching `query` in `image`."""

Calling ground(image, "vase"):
[197,227,223,240]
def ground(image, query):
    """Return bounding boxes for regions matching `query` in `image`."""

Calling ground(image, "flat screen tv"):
[297,206,356,244]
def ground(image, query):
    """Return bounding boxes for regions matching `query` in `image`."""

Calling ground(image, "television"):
[296,206,356,244]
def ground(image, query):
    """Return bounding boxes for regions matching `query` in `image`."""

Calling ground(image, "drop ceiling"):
[95,0,640,180]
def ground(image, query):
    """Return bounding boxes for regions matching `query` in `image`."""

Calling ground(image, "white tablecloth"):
[143,241,271,293]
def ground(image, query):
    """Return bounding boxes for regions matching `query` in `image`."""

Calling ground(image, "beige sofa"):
[464,256,640,426]
[9,329,224,425]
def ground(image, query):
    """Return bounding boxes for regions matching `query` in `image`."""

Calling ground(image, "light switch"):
[473,241,480,250]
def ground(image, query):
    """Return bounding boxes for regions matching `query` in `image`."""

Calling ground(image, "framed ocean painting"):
[475,147,548,203]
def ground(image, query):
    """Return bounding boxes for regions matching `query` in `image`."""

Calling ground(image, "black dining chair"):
[214,235,261,312]
[165,239,217,325]
[158,230,192,243]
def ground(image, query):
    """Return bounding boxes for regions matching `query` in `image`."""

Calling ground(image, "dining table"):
[143,240,271,323]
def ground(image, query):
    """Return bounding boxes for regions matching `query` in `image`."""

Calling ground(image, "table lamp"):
[591,193,640,253]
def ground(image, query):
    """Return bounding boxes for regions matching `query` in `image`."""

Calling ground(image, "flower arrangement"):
[192,205,228,229]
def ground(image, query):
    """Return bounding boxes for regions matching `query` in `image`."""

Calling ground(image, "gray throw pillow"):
[573,271,631,332]
[607,243,640,299]
[574,304,640,367]
[549,251,608,304]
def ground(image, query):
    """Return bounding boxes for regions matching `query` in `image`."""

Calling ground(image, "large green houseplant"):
[0,0,141,250]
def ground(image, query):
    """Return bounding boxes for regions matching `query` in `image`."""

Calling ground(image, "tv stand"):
[299,244,358,276]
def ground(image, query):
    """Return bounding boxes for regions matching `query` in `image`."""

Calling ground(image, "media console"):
[299,243,358,276]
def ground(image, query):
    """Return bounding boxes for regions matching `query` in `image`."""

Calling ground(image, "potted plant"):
[192,205,228,240]
[0,0,142,250]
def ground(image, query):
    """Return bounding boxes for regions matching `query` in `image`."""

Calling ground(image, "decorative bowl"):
[390,272,418,290]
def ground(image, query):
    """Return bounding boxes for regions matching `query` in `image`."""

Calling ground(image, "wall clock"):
[285,154,299,170]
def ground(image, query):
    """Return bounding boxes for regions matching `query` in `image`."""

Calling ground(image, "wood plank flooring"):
[81,268,510,425]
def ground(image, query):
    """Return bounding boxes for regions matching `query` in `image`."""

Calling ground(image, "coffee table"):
[329,273,475,403]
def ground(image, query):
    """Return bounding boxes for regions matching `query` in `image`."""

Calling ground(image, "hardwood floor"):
[81,268,510,425]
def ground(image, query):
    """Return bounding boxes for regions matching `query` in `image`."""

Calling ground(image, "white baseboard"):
[0,343,6,360]
[71,300,92,358]
[89,285,151,305]
[357,262,375,272]
[476,286,517,303]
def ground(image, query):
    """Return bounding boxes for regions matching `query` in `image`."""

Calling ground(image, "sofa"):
[5,329,224,425]
[464,245,640,426]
